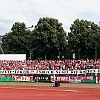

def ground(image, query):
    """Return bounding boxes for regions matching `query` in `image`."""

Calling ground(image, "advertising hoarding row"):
[0,75,100,83]
[51,76,96,83]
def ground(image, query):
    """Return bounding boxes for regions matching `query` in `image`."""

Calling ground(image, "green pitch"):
[0,82,53,86]
[0,82,100,88]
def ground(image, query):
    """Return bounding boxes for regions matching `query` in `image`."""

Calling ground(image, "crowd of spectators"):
[0,59,100,70]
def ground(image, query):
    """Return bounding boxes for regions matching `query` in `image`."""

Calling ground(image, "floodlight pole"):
[59,52,61,61]
[27,25,34,60]
[0,35,4,54]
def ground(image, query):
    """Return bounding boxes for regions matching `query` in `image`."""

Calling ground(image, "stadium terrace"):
[0,59,100,70]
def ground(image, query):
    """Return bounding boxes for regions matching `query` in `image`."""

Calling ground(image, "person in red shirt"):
[36,76,39,82]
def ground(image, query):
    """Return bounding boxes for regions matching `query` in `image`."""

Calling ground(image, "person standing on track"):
[36,76,39,82]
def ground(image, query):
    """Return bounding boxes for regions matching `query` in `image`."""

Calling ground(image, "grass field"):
[0,82,53,86]
[0,82,100,88]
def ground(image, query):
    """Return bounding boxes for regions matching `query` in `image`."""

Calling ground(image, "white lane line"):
[0,86,83,92]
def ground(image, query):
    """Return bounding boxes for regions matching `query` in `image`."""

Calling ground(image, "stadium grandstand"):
[0,59,100,70]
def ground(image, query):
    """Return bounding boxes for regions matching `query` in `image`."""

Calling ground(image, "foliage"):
[1,18,100,60]
[67,19,100,59]
[31,17,67,60]
[2,22,32,59]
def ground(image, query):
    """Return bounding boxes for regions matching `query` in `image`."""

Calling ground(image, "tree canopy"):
[1,18,100,60]
[31,17,67,60]
[2,22,32,59]
[2,17,67,60]
[67,18,100,59]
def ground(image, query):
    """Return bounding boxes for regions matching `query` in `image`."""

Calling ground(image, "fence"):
[0,69,100,83]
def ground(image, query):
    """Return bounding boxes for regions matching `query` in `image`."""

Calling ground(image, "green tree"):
[67,19,100,60]
[31,17,67,60]
[2,22,32,59]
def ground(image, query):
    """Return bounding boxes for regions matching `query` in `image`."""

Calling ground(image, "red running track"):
[0,86,100,100]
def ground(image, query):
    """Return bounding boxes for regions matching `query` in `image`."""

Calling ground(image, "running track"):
[0,86,100,100]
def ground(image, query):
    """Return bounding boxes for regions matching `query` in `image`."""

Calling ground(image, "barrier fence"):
[0,69,100,83]
[0,75,100,83]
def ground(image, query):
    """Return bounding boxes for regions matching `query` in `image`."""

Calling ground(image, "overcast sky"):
[0,0,100,35]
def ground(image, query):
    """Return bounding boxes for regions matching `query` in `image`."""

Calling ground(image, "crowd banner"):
[0,69,100,75]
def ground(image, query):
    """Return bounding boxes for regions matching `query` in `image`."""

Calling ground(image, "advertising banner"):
[56,76,69,82]
[33,75,51,82]
[14,76,33,82]
[0,77,14,82]
[69,76,81,83]
[81,76,96,83]
[51,76,96,83]
[51,76,69,83]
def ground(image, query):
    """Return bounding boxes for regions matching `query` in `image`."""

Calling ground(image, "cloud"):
[0,0,100,35]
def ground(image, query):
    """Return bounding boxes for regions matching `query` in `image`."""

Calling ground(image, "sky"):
[0,0,100,36]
